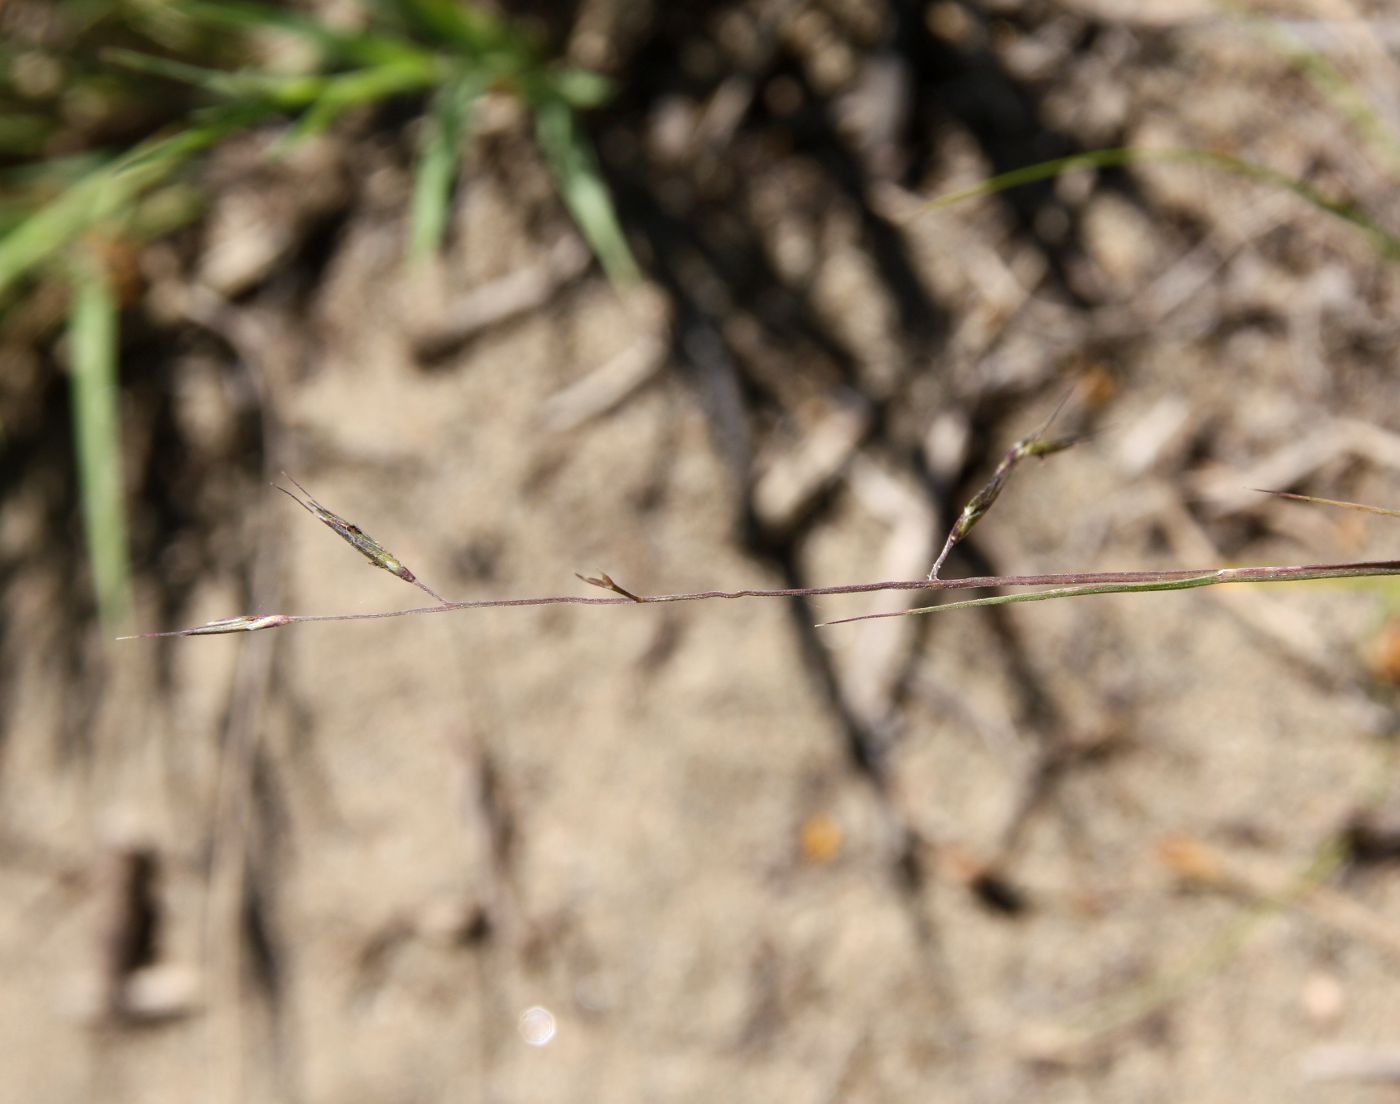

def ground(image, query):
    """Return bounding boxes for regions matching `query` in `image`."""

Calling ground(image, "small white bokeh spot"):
[518,1005,557,1047]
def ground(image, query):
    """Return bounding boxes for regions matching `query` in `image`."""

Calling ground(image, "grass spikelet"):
[275,474,449,604]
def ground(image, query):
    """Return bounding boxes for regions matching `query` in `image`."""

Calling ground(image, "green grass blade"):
[543,66,613,110]
[175,0,425,67]
[919,147,1400,263]
[930,574,1222,613]
[68,250,131,629]
[819,560,1400,627]
[0,106,266,301]
[408,74,478,260]
[819,575,1223,626]
[290,57,441,141]
[391,0,519,58]
[1250,13,1400,180]
[107,47,340,110]
[1212,151,1400,263]
[533,97,639,287]
[0,159,159,300]
[1,150,110,190]
[104,47,249,96]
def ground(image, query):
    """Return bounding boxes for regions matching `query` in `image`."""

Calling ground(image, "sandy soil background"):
[6,1,1400,1101]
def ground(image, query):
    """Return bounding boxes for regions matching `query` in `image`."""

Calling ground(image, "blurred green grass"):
[67,243,130,628]
[0,0,638,631]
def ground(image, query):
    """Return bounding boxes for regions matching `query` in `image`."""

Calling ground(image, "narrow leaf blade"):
[408,75,478,261]
[534,98,639,287]
[68,250,132,628]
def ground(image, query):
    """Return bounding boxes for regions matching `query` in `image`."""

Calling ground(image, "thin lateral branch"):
[274,473,450,604]
[576,572,647,602]
[119,559,1400,639]
[928,400,1081,580]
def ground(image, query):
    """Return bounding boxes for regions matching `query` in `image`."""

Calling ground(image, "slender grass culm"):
[117,445,1400,641]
